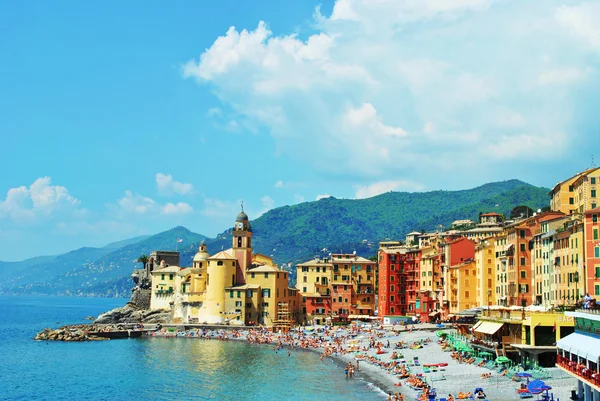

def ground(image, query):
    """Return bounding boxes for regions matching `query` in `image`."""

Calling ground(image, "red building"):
[302,294,331,325]
[331,282,353,318]
[406,248,422,317]
[378,242,409,316]
[584,207,600,297]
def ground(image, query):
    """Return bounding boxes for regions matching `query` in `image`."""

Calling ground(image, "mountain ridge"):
[0,179,550,296]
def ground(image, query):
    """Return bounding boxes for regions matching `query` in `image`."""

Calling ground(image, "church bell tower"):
[232,203,252,284]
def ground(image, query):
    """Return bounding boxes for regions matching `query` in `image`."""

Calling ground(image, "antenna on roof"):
[241,200,244,212]
[592,155,596,168]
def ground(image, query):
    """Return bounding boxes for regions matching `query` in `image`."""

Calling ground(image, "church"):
[149,209,298,327]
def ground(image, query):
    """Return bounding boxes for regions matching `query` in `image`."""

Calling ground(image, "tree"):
[510,205,534,219]
[137,254,149,270]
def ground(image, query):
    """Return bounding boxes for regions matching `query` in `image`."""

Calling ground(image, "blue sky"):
[1,0,600,261]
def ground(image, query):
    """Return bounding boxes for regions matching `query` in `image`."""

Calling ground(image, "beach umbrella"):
[516,372,532,378]
[480,351,493,357]
[527,380,549,395]
[496,356,511,364]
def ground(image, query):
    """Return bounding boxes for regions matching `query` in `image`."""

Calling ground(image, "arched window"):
[238,236,242,247]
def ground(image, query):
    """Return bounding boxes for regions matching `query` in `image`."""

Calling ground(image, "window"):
[229,291,234,298]
[302,287,307,292]
[596,266,600,279]
[302,267,308,272]
[322,267,326,273]
[217,261,223,266]
[237,291,241,298]
[303,276,307,283]
[596,285,600,296]
[592,177,597,185]
[595,229,599,240]
[391,285,395,292]
[262,289,271,298]
[593,190,597,198]
[520,243,526,252]
[235,301,242,307]
[595,247,599,258]
[390,295,395,302]
[569,197,574,205]
[465,291,469,298]
[594,214,598,223]
[520,230,525,238]
[246,290,252,297]
[251,273,255,279]
[520,271,526,279]
[520,257,526,266]
[161,274,165,280]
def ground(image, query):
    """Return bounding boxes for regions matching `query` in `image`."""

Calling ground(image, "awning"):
[474,321,503,335]
[348,314,372,319]
[557,333,600,362]
[429,311,440,317]
[472,321,484,330]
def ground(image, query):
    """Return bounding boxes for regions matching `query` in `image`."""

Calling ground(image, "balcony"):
[556,354,600,387]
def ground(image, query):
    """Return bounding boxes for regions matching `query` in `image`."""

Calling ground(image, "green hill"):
[0,179,550,296]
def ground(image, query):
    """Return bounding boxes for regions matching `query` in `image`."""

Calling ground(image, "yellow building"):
[475,308,575,367]
[550,169,592,215]
[572,167,600,214]
[296,257,332,296]
[475,239,496,308]
[448,259,477,313]
[150,210,298,327]
[150,263,179,310]
[494,234,509,306]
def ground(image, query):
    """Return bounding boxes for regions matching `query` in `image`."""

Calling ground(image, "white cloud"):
[155,173,194,196]
[294,194,305,203]
[556,3,600,53]
[274,180,284,188]
[354,180,426,199]
[162,202,194,215]
[207,107,223,117]
[184,0,598,186]
[0,177,82,222]
[316,194,331,200]
[538,67,591,86]
[274,180,306,189]
[117,190,157,214]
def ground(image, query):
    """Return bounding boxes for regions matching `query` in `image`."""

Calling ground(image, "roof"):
[226,284,261,290]
[330,255,374,263]
[585,206,600,214]
[151,266,181,274]
[480,212,503,217]
[297,258,333,267]
[465,227,503,233]
[301,292,323,297]
[208,250,236,260]
[406,231,422,236]
[249,264,284,273]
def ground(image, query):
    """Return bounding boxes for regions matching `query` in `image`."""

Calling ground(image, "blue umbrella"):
[527,380,547,395]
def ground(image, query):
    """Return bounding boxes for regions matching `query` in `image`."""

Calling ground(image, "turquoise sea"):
[0,296,385,400]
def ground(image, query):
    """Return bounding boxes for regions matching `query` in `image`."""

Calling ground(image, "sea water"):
[0,296,385,400]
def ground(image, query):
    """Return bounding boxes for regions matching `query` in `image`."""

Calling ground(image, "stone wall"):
[131,288,151,310]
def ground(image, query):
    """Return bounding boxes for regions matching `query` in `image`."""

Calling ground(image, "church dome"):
[236,211,249,222]
[193,240,209,262]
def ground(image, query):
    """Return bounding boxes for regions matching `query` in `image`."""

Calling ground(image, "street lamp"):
[487,289,492,316]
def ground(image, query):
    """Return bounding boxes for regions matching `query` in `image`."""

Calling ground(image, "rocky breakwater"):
[94,302,170,324]
[34,325,107,342]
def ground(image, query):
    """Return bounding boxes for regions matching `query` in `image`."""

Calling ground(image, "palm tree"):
[137,254,149,270]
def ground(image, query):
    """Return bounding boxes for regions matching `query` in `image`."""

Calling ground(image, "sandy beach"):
[147,323,577,401]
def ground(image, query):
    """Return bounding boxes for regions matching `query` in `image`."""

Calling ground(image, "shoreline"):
[143,324,577,401]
